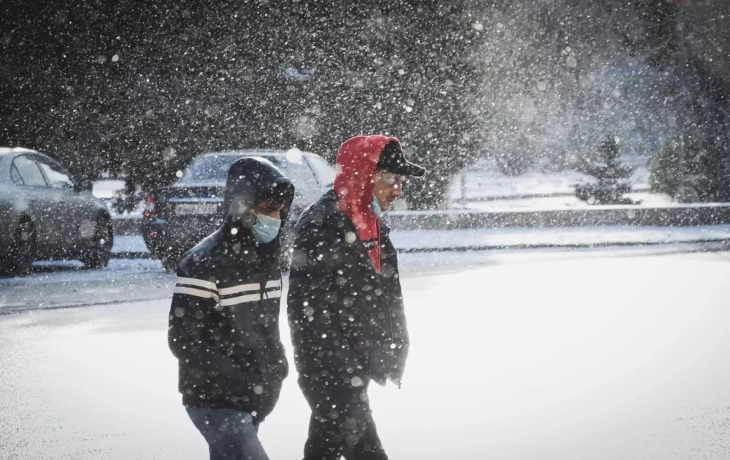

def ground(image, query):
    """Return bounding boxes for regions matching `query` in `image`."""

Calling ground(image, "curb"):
[386,204,730,230]
[396,238,730,253]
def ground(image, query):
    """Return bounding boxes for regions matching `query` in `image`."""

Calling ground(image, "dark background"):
[1,0,728,208]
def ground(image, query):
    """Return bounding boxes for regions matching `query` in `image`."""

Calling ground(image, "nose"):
[256,209,282,219]
[392,184,403,198]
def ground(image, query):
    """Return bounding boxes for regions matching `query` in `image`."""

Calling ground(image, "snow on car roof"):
[200,149,319,157]
[0,147,39,156]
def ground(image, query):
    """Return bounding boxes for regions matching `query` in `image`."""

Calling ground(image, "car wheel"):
[4,220,36,277]
[80,217,114,269]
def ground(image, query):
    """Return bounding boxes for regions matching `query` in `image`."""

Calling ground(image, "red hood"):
[334,135,400,271]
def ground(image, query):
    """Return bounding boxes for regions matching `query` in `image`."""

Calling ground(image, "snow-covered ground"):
[113,235,150,253]
[92,179,126,200]
[0,258,169,312]
[8,242,728,314]
[2,251,730,459]
[92,178,145,218]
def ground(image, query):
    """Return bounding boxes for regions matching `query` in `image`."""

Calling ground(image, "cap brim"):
[377,141,426,177]
[390,162,426,177]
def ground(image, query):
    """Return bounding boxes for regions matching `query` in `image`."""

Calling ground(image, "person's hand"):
[367,349,391,386]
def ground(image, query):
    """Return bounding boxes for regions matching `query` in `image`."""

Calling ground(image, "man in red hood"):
[288,135,424,460]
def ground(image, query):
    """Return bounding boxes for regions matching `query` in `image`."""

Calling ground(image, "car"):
[142,149,335,271]
[0,147,114,276]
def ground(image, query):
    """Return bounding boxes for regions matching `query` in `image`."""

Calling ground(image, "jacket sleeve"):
[168,276,214,362]
[168,270,247,378]
[287,218,366,381]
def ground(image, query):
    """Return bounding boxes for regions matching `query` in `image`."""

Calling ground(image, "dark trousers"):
[186,407,269,460]
[299,375,388,460]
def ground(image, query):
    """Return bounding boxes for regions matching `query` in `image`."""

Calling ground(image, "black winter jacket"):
[168,157,294,422]
[287,190,409,387]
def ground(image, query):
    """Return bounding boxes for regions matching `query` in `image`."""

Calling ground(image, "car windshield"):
[178,155,283,184]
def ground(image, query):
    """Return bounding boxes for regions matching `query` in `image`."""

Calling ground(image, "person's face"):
[253,199,284,219]
[373,169,404,211]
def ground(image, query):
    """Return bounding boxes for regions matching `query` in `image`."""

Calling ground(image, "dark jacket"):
[287,138,409,388]
[168,157,294,422]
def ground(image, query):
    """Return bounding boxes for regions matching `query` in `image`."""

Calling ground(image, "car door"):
[10,154,60,251]
[34,155,86,253]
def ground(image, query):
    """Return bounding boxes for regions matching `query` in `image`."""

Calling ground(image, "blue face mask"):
[252,213,281,243]
[372,195,383,217]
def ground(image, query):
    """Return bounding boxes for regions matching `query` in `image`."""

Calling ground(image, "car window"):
[279,159,316,189]
[36,158,75,190]
[12,155,48,187]
[178,153,319,187]
[306,155,335,185]
[10,164,24,185]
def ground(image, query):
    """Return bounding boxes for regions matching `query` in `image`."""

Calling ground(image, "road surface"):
[2,249,730,459]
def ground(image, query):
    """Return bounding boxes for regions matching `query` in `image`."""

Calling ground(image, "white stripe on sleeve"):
[176,277,216,291]
[173,286,220,301]
[265,279,282,289]
[218,283,260,296]
[219,293,262,306]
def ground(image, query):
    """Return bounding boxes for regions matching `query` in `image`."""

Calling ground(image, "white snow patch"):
[3,254,730,459]
[92,179,126,200]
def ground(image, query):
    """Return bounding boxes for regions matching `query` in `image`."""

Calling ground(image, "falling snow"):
[1,1,729,459]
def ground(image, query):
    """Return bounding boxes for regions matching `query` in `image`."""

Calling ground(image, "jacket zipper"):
[374,217,395,383]
[343,210,397,384]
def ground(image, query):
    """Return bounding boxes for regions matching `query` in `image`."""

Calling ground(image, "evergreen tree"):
[649,135,684,199]
[574,135,634,205]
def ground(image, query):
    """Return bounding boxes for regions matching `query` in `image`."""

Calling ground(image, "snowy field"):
[445,157,675,212]
[2,251,730,459]
[449,156,650,200]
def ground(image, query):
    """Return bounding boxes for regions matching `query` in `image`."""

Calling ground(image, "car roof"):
[0,147,40,157]
[198,149,322,158]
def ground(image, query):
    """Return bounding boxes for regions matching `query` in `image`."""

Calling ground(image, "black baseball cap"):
[377,141,426,177]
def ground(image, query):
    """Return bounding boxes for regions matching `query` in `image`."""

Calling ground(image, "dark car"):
[0,148,114,276]
[142,149,334,271]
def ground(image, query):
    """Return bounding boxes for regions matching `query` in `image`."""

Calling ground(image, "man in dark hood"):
[288,135,425,460]
[168,157,294,460]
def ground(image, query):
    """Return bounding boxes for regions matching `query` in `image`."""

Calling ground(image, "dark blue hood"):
[222,157,295,229]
